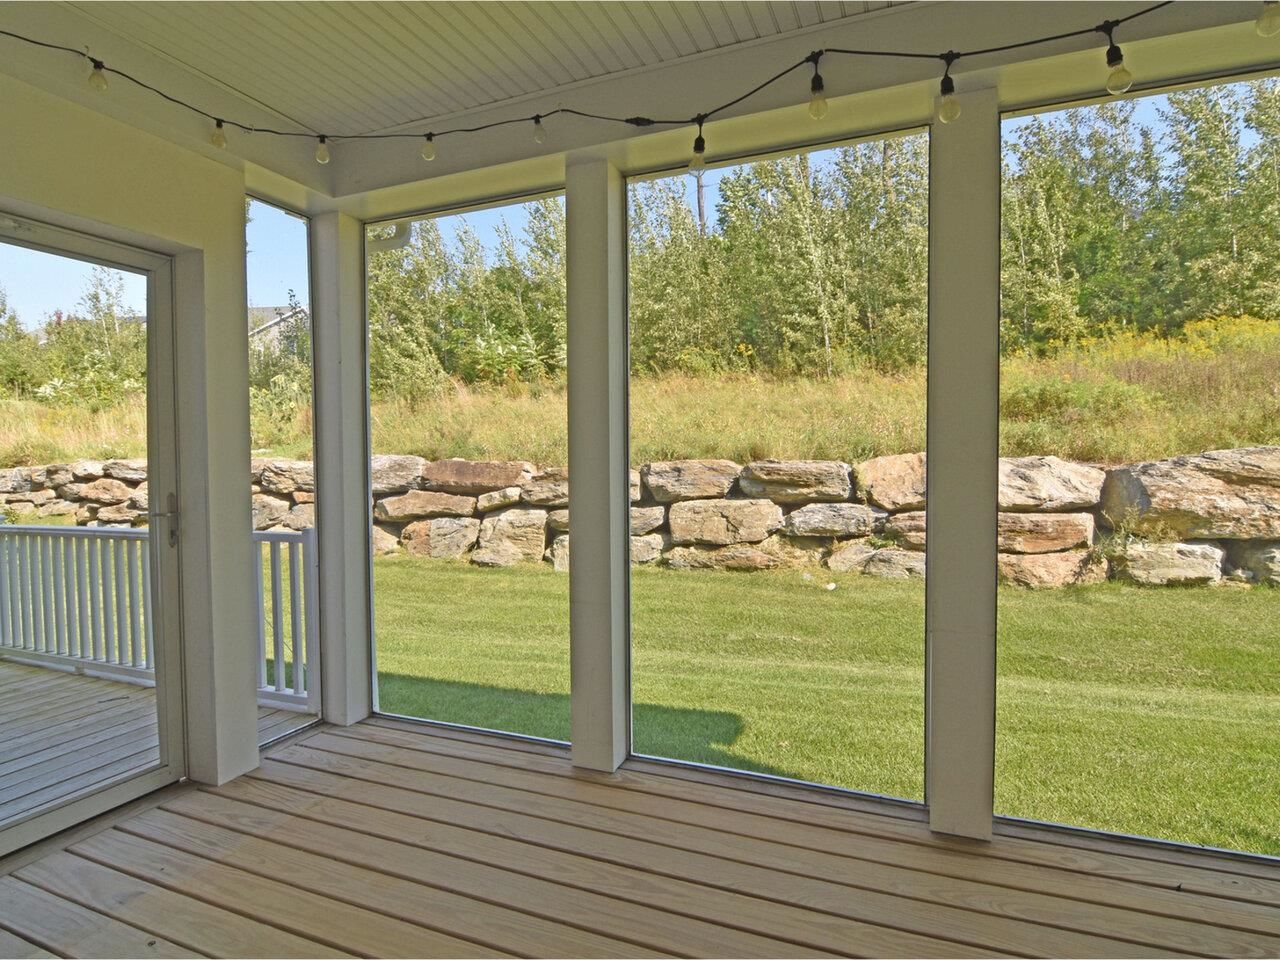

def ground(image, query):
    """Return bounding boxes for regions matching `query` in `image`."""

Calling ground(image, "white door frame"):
[0,213,186,856]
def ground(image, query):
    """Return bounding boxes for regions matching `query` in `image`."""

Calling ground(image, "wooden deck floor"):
[0,662,315,829]
[1,718,1278,957]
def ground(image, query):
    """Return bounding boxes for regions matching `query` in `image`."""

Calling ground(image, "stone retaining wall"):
[4,446,1278,587]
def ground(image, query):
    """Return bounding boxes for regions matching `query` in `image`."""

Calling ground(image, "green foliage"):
[11,269,149,412]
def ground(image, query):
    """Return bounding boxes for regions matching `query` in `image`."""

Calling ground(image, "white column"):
[925,87,1001,840]
[311,211,373,725]
[565,158,630,772]
[173,242,260,785]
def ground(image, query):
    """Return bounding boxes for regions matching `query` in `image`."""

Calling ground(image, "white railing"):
[0,524,319,713]
[253,527,320,712]
[0,526,153,682]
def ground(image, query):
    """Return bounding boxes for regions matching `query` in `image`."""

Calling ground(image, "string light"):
[1101,21,1134,95]
[807,51,828,120]
[87,58,107,92]
[936,52,961,124]
[690,116,706,171]
[0,3,1173,157]
[1258,2,1280,37]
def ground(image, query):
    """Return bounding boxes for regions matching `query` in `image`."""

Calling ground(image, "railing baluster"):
[0,534,10,648]
[75,537,89,659]
[141,542,154,670]
[254,541,267,691]
[52,534,66,656]
[100,537,115,663]
[113,538,127,666]
[39,536,53,653]
[18,534,33,650]
[127,538,142,668]
[302,526,320,711]
[28,536,43,652]
[87,535,102,661]
[62,538,76,657]
[288,540,304,696]
[4,537,15,648]
[270,540,285,693]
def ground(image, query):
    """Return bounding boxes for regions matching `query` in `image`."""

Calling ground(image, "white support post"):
[925,87,1001,840]
[566,158,630,772]
[312,211,373,725]
[172,243,260,785]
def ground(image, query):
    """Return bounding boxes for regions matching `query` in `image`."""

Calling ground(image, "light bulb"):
[315,136,330,165]
[809,74,828,120]
[1107,64,1134,95]
[420,134,436,161]
[690,131,706,171]
[533,116,548,144]
[1105,42,1133,95]
[937,94,962,124]
[88,61,108,92]
[1257,2,1280,37]
[211,120,227,149]
[936,74,960,124]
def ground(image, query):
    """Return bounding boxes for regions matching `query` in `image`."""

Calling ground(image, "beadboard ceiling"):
[65,1,903,136]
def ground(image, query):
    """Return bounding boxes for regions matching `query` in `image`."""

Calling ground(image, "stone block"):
[422,458,535,494]
[668,498,782,546]
[370,454,425,494]
[374,490,476,522]
[1101,447,1280,540]
[997,512,1094,553]
[641,460,740,502]
[402,516,481,559]
[739,460,852,503]
[521,468,570,507]
[856,453,926,511]
[784,502,883,538]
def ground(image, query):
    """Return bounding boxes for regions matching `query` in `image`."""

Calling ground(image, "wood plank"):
[119,807,679,959]
[16,851,349,959]
[283,736,1280,949]
[348,727,1280,901]
[328,723,1280,907]
[0,927,54,959]
[213,772,1174,958]
[255,751,1273,958]
[70,829,507,959]
[1,688,150,744]
[0,875,198,958]
[169,789,835,959]
[0,731,157,803]
[2,748,157,822]
[0,712,157,778]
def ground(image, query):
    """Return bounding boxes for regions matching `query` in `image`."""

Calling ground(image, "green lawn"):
[373,557,1280,856]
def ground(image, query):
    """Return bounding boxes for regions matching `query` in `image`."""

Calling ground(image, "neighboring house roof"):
[248,306,309,345]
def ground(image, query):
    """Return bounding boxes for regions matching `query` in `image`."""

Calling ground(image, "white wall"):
[0,72,260,784]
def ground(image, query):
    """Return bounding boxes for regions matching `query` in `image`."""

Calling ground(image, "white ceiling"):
[67,1,902,136]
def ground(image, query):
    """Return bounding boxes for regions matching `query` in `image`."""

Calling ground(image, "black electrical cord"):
[0,1,1177,154]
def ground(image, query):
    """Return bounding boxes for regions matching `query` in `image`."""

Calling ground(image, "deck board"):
[0,661,315,828]
[2,717,1279,958]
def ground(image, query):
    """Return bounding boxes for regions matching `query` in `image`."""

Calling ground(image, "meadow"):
[4,316,1278,468]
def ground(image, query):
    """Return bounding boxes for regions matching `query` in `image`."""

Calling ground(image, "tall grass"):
[2,317,1275,468]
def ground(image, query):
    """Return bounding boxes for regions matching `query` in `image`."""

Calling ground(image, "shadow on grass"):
[376,672,788,777]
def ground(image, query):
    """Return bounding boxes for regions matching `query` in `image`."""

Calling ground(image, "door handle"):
[148,492,179,547]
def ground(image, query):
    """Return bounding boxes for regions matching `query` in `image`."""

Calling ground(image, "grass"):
[7,318,1276,467]
[373,558,1280,855]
